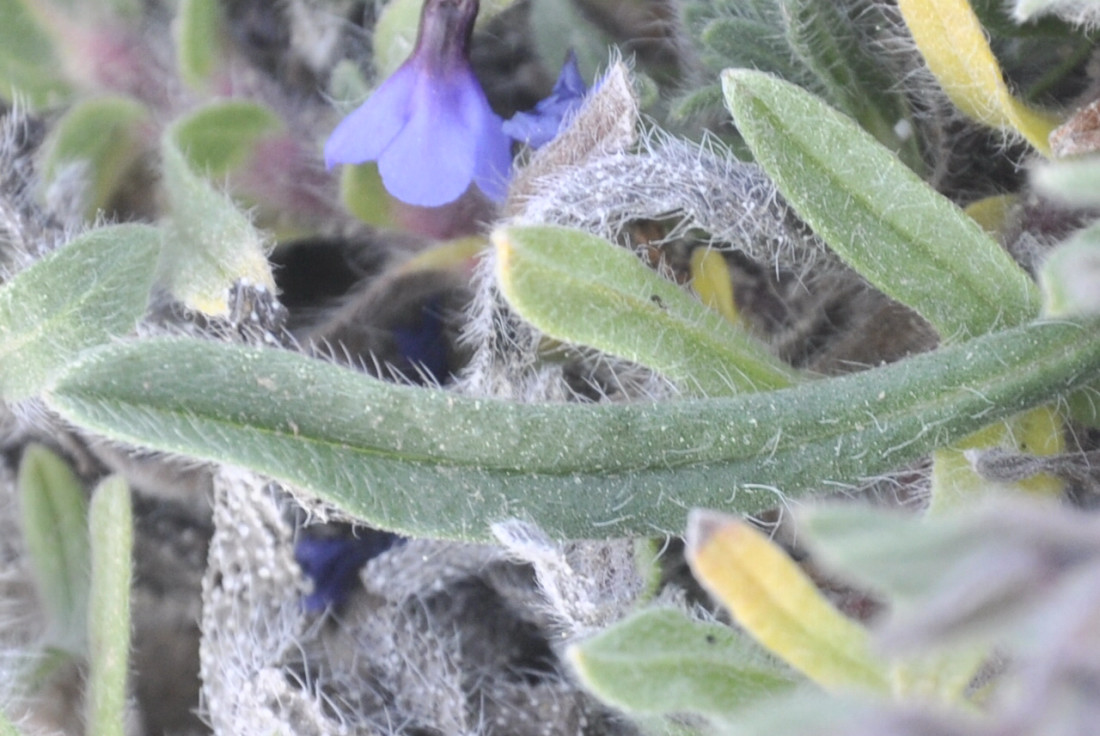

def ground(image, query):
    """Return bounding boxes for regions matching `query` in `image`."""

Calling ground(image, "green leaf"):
[568,608,795,721]
[0,224,160,401]
[373,0,422,78]
[529,0,617,85]
[46,317,1100,540]
[494,225,800,396]
[40,96,150,220]
[700,16,809,86]
[173,100,284,177]
[174,0,228,90]
[84,475,132,736]
[0,0,72,108]
[159,128,275,317]
[339,163,394,227]
[17,444,89,654]
[722,68,1041,339]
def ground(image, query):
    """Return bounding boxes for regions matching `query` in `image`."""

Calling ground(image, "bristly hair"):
[0,105,80,277]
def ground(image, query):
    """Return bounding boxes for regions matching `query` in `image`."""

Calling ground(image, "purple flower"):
[503,51,588,149]
[324,0,512,207]
[294,527,403,612]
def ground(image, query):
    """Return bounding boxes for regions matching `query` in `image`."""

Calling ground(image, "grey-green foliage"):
[17,445,89,655]
[45,316,1100,541]
[84,475,132,736]
[0,224,160,401]
[568,609,796,724]
[495,225,800,396]
[721,68,1040,340]
[678,0,920,167]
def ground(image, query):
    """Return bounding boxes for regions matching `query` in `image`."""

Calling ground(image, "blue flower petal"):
[294,529,403,612]
[324,63,418,169]
[376,70,485,206]
[502,51,587,149]
[556,50,586,99]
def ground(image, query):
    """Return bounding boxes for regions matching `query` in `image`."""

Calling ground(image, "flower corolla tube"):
[503,51,588,149]
[324,0,512,207]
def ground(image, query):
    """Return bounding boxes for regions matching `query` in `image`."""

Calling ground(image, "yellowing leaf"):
[686,510,890,694]
[897,0,1060,155]
[690,247,740,326]
[929,406,1066,514]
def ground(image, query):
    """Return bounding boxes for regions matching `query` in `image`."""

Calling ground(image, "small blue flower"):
[294,528,403,612]
[324,0,512,207]
[503,51,588,149]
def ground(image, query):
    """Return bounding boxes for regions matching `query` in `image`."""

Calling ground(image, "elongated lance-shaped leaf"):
[687,510,890,694]
[722,69,1041,340]
[567,608,796,721]
[0,224,160,401]
[494,225,800,396]
[174,0,228,91]
[85,475,132,736]
[46,317,1100,540]
[17,444,89,654]
[897,0,1060,154]
[159,128,275,317]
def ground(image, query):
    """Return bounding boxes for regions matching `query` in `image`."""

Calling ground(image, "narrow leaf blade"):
[17,444,89,654]
[897,0,1060,153]
[160,128,275,317]
[85,475,132,736]
[722,68,1040,339]
[495,225,799,396]
[46,317,1100,540]
[686,510,890,694]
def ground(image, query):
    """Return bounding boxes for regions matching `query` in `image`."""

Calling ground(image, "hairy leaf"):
[723,69,1041,340]
[687,510,889,693]
[18,444,89,654]
[47,317,1100,540]
[0,224,160,400]
[494,225,799,396]
[897,0,1060,154]
[568,608,795,720]
[159,128,275,317]
[85,475,132,736]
